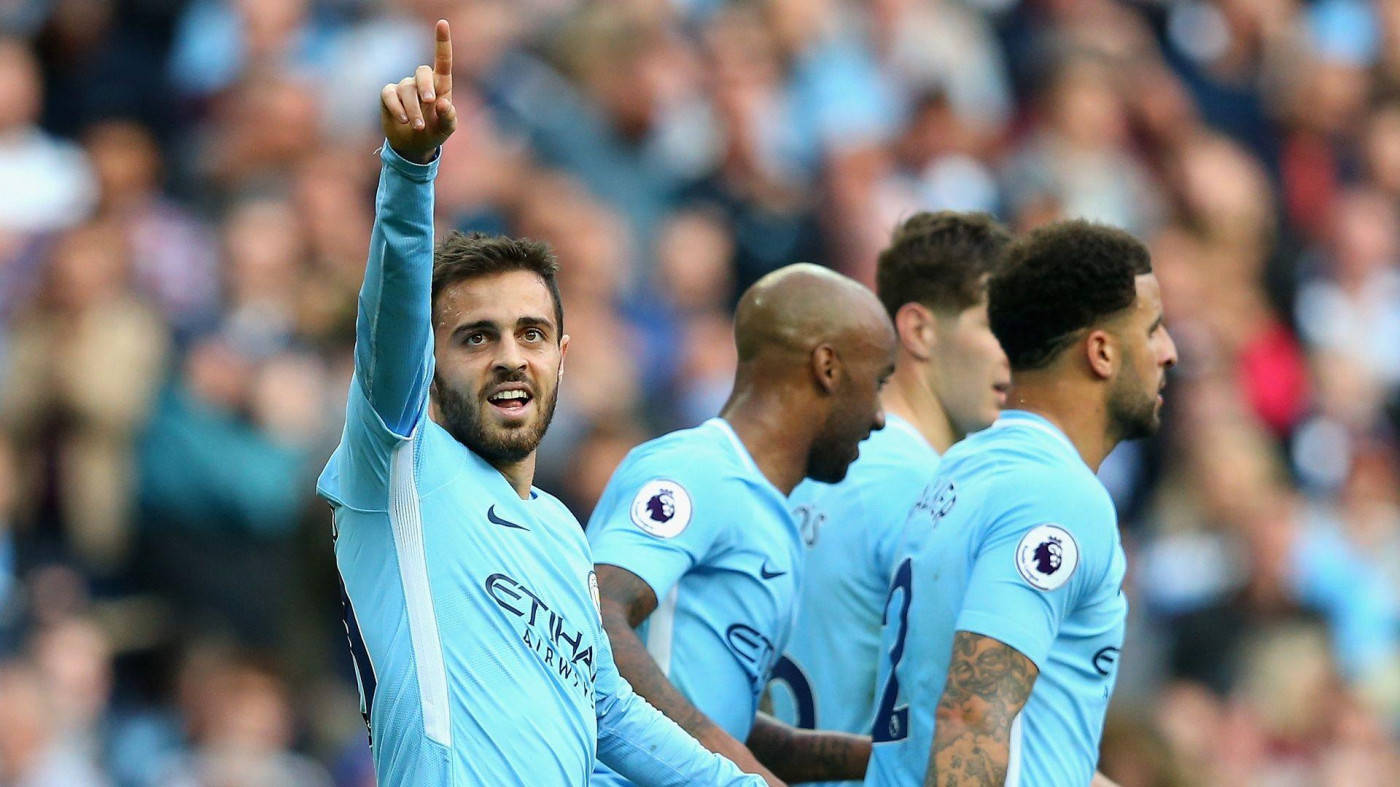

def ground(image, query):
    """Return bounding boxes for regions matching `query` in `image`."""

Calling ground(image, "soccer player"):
[770,212,1011,786]
[318,21,767,787]
[863,220,1177,786]
[588,264,897,785]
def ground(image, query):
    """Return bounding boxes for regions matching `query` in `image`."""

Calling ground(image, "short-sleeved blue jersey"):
[588,418,804,785]
[318,146,762,787]
[769,415,937,787]
[864,410,1127,787]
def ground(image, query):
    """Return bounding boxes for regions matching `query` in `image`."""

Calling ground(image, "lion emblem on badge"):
[1033,537,1063,574]
[1015,525,1078,591]
[630,480,692,538]
[646,490,676,523]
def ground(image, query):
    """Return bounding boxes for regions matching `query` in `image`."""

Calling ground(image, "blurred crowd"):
[0,0,1398,784]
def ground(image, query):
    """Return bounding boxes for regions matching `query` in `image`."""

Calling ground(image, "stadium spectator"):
[0,0,1395,782]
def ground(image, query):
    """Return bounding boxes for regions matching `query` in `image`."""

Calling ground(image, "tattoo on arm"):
[925,631,1038,787]
[747,712,871,782]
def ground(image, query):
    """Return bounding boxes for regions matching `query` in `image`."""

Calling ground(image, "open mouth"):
[487,386,533,415]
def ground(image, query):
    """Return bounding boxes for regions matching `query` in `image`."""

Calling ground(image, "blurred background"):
[0,0,1397,784]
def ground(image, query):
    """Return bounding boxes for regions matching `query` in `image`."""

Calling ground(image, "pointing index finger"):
[433,19,452,99]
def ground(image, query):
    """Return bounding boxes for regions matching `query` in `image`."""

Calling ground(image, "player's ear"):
[1085,328,1116,380]
[810,343,841,395]
[558,333,570,379]
[894,302,934,361]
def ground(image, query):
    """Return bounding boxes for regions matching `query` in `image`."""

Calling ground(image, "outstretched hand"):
[381,19,456,164]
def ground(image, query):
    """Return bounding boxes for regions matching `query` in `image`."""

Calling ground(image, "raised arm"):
[356,20,458,436]
[925,631,1037,787]
[594,565,782,785]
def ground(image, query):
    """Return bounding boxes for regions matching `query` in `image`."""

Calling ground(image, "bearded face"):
[430,270,568,468]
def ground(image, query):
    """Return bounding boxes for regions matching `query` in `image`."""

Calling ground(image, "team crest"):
[1014,524,1079,591]
[629,479,692,538]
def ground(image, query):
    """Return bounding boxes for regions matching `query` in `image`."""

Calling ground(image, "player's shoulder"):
[531,486,584,526]
[946,415,1115,531]
[529,486,590,544]
[950,412,1094,479]
[602,419,782,533]
[614,419,757,493]
[857,415,940,479]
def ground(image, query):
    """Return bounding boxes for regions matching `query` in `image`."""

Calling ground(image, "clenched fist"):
[381,19,457,164]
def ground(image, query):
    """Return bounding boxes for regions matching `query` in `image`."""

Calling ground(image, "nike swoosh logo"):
[760,562,786,580]
[487,505,529,531]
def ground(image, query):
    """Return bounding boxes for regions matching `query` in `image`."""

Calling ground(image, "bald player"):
[588,264,896,785]
[770,213,1011,787]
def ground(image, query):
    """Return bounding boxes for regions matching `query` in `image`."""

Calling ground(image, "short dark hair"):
[989,219,1151,371]
[431,231,564,334]
[875,211,1011,320]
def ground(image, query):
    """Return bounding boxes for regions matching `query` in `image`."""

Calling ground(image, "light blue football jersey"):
[864,409,1127,787]
[768,415,937,787]
[318,145,762,787]
[588,418,804,786]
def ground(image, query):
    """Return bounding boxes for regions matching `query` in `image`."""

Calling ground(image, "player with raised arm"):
[318,20,767,787]
[588,265,896,785]
[863,220,1177,787]
[769,213,1010,787]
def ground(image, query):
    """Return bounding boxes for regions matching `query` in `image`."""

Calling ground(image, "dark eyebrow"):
[451,320,499,340]
[1148,313,1164,334]
[452,316,556,341]
[517,316,555,333]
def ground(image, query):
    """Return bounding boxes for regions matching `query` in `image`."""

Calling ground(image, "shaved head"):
[729,263,896,483]
[735,263,893,365]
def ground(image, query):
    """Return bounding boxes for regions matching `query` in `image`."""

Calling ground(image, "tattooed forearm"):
[747,712,871,782]
[924,631,1038,787]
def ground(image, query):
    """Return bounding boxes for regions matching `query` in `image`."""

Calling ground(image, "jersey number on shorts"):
[872,557,913,742]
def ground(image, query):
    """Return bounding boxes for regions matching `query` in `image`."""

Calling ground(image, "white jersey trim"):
[646,584,681,676]
[388,436,452,746]
[1006,711,1024,786]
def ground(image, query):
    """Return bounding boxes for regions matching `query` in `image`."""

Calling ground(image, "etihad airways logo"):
[485,572,598,704]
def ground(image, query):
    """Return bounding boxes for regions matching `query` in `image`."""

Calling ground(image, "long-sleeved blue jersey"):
[318,144,763,787]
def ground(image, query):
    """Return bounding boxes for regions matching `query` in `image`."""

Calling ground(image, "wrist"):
[388,143,439,165]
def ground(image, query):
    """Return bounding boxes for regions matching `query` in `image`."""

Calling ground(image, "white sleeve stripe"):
[645,585,681,676]
[1006,711,1023,786]
[388,436,452,746]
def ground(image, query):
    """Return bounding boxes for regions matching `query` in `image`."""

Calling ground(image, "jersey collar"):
[884,413,930,450]
[990,410,1083,465]
[707,417,787,500]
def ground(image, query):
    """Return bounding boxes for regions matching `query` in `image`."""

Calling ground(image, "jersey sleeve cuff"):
[955,611,1051,672]
[380,142,441,181]
[591,554,685,607]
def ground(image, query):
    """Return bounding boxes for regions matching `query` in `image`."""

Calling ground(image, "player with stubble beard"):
[318,20,765,787]
[864,220,1177,787]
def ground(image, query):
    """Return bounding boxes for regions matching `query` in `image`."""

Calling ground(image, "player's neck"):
[490,453,537,500]
[883,365,957,454]
[720,393,810,496]
[1003,378,1115,472]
